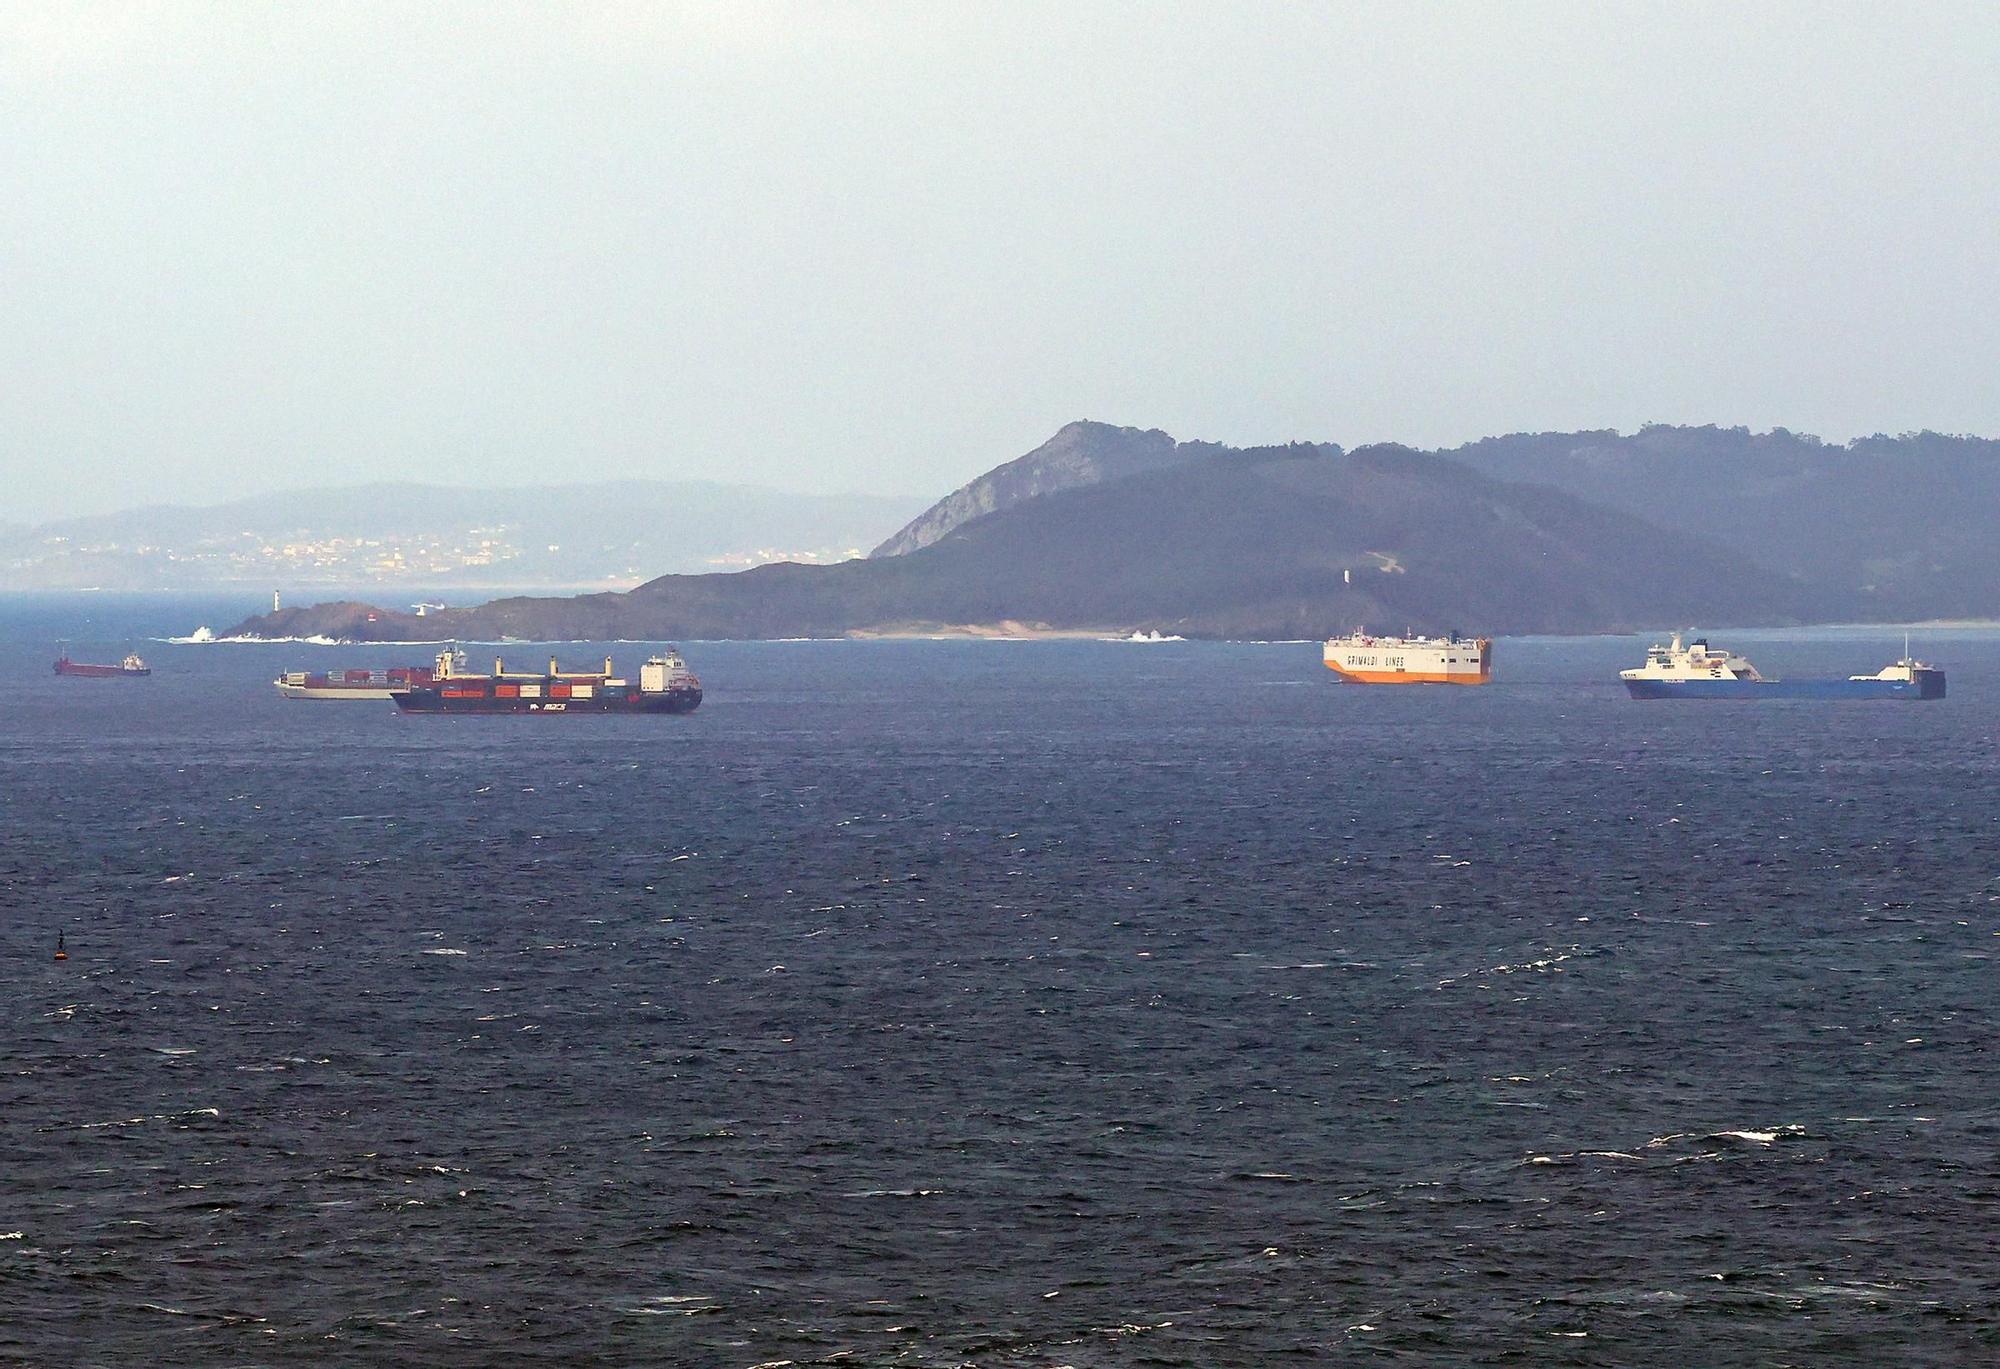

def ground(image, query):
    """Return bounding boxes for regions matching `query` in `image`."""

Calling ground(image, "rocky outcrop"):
[870,420,1223,557]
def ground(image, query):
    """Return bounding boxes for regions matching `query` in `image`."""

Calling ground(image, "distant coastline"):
[179,617,2000,648]
[0,479,924,593]
[73,421,2000,647]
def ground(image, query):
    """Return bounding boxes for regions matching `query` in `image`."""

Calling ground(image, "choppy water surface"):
[5,607,2000,1365]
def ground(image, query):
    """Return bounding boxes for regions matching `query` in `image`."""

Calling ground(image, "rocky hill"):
[224,441,1819,642]
[870,420,1228,557]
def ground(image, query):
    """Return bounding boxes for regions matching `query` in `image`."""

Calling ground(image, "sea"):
[5,592,2000,1366]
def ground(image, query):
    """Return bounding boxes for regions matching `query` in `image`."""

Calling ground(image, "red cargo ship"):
[55,651,151,678]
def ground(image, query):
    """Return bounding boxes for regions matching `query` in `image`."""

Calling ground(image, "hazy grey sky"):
[5,2,1998,521]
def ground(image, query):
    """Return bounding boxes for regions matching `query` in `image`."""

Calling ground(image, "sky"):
[4,1,1999,522]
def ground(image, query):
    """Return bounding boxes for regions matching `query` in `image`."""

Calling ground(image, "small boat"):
[55,650,151,678]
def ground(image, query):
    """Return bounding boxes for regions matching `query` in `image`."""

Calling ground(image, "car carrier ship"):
[394,646,702,715]
[1322,630,1492,684]
[1620,633,1945,700]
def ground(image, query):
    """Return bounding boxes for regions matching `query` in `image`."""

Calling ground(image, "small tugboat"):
[54,649,151,678]
[394,646,702,715]
[1621,633,1945,700]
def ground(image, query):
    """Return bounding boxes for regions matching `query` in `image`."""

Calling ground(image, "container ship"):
[54,650,150,678]
[1621,633,1945,700]
[274,660,447,700]
[394,646,702,715]
[1323,630,1492,684]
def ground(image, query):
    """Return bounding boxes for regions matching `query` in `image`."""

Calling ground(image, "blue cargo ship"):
[1621,633,1945,700]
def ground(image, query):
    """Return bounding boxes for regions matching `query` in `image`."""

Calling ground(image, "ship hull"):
[394,686,702,715]
[275,683,403,700]
[1325,664,1490,685]
[1624,674,1944,700]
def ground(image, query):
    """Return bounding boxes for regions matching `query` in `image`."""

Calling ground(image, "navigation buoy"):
[54,931,67,962]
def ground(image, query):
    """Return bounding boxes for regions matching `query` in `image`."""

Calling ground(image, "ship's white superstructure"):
[1619,633,1763,684]
[640,649,700,694]
[1322,630,1491,684]
[1849,637,1937,684]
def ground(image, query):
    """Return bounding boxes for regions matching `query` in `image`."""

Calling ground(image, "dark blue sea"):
[6,593,2000,1365]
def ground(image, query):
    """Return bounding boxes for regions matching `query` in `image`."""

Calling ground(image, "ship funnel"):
[604,655,613,678]
[549,654,559,677]
[494,656,504,677]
